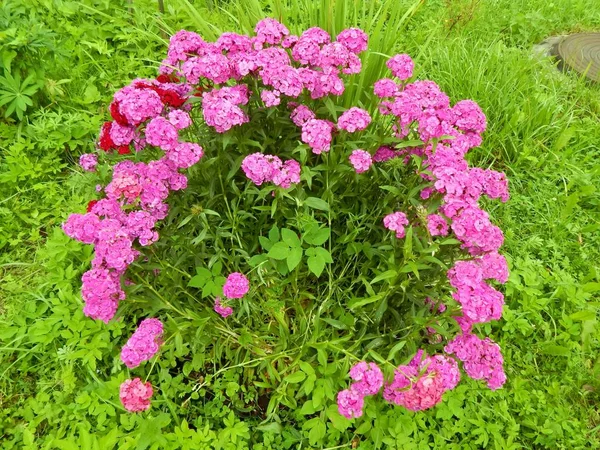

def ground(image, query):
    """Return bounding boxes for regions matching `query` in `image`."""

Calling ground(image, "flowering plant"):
[63,17,509,422]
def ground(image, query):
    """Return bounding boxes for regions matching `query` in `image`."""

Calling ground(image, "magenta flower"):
[349,361,384,396]
[223,272,249,299]
[348,150,372,174]
[337,388,365,419]
[79,153,98,172]
[337,107,371,133]
[383,211,409,239]
[121,318,164,369]
[214,297,233,318]
[386,54,414,81]
[427,214,449,236]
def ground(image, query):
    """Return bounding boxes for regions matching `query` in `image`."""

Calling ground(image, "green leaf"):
[287,246,303,271]
[387,340,406,360]
[281,228,301,247]
[249,254,268,267]
[304,197,330,211]
[313,247,333,263]
[348,293,385,309]
[583,282,600,293]
[284,371,306,383]
[403,226,413,258]
[268,242,291,260]
[308,420,326,446]
[371,269,397,284]
[307,255,326,277]
[268,225,280,242]
[303,227,330,245]
[188,275,206,288]
[326,404,351,431]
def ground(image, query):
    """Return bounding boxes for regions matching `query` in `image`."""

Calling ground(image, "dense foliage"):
[1,1,600,449]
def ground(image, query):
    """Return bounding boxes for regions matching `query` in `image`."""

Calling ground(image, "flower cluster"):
[214,297,233,318]
[121,318,164,369]
[159,19,368,136]
[337,107,371,133]
[337,361,384,419]
[214,272,251,319]
[383,350,460,411]
[348,150,372,174]
[338,352,460,417]
[383,211,409,238]
[445,333,506,390]
[241,153,301,188]
[375,53,509,392]
[119,378,153,412]
[79,153,98,172]
[65,23,510,416]
[223,272,250,299]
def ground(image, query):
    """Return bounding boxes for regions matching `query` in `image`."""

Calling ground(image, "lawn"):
[1,0,600,448]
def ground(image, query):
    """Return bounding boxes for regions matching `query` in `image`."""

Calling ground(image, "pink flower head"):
[427,214,449,236]
[374,78,399,98]
[202,85,249,133]
[241,153,281,186]
[121,318,164,369]
[168,109,192,130]
[254,18,289,47]
[337,107,371,133]
[223,272,249,299]
[301,119,334,154]
[383,211,409,239]
[80,268,124,323]
[373,146,397,163]
[478,251,509,284]
[166,142,204,169]
[349,361,384,396]
[145,117,179,151]
[79,153,98,172]
[445,333,506,390]
[383,351,460,411]
[337,388,365,419]
[216,32,252,54]
[336,28,368,54]
[349,149,372,174]
[261,89,281,107]
[290,105,315,127]
[272,159,301,188]
[214,297,233,318]
[120,378,153,412]
[386,54,414,81]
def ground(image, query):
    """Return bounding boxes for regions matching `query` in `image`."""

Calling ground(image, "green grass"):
[1,0,600,448]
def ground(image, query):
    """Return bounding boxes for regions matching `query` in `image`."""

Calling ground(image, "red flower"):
[154,87,186,108]
[98,122,116,152]
[86,200,99,213]
[110,101,129,126]
[132,81,154,90]
[118,145,132,155]
[156,74,180,83]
